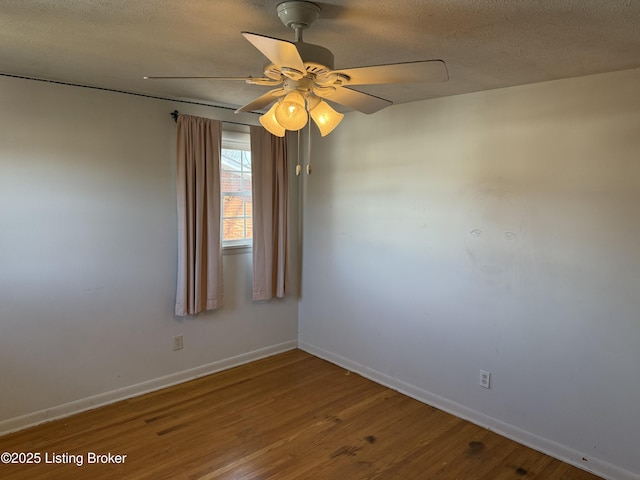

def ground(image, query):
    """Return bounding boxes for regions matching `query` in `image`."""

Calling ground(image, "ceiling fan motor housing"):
[296,42,334,73]
[262,41,334,83]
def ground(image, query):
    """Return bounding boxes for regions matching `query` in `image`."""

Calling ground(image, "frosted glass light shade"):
[309,100,344,137]
[275,91,308,131]
[259,102,286,137]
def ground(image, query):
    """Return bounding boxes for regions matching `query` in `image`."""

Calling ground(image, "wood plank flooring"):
[0,349,602,479]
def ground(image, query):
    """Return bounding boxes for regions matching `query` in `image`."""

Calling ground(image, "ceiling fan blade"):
[242,32,305,73]
[144,76,258,81]
[235,88,285,113]
[321,87,392,114]
[144,76,281,86]
[331,60,448,86]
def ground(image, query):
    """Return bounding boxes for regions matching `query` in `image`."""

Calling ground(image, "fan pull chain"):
[296,129,302,176]
[306,122,312,175]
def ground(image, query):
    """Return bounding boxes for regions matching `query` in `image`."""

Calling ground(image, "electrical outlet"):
[480,370,491,389]
[173,335,183,351]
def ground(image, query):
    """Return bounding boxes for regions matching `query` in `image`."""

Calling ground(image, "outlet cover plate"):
[480,370,491,389]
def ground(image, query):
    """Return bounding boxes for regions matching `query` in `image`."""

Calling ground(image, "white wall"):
[299,68,640,480]
[0,76,298,431]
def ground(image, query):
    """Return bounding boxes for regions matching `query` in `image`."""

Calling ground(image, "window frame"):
[221,129,252,253]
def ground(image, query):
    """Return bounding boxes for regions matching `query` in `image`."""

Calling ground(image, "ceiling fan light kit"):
[275,91,309,130]
[259,102,286,137]
[309,99,344,137]
[145,0,448,137]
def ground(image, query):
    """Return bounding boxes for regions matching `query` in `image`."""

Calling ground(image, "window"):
[221,130,252,248]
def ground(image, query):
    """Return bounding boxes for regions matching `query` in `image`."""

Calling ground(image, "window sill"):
[223,244,252,255]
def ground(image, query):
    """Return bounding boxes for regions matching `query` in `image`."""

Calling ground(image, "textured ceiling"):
[1,0,639,113]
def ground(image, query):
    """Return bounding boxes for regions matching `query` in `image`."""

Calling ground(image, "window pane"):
[242,172,252,193]
[242,152,251,171]
[222,149,242,171]
[224,219,246,240]
[221,169,242,193]
[246,217,253,239]
[223,195,245,217]
[221,140,251,245]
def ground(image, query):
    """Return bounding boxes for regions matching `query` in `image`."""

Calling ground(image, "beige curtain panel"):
[175,115,224,316]
[250,126,289,301]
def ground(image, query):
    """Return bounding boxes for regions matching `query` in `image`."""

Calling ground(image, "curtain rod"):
[0,72,260,118]
[170,110,252,127]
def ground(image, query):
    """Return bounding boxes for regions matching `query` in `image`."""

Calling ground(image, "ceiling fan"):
[145,1,448,137]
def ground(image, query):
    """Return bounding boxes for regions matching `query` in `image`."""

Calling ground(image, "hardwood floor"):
[0,349,602,479]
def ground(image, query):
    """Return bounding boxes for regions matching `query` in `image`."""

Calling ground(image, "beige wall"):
[299,68,640,479]
[0,76,299,431]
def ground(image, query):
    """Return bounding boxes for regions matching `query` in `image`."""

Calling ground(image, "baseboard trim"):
[0,340,298,436]
[299,341,639,480]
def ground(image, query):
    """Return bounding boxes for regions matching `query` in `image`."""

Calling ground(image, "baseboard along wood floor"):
[0,349,602,479]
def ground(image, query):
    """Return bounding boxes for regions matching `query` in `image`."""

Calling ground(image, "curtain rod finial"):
[170,110,179,122]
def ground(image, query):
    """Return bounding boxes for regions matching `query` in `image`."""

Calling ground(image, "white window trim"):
[223,241,252,255]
